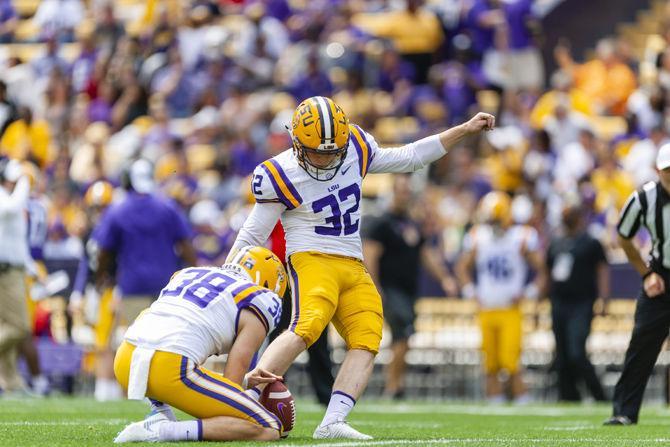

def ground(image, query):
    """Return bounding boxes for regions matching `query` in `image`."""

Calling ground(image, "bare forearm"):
[527,252,546,296]
[438,124,469,152]
[178,240,197,267]
[597,263,610,299]
[619,236,647,276]
[96,249,114,288]
[362,241,382,288]
[367,261,381,288]
[455,258,473,286]
[438,113,494,151]
[422,247,448,281]
[224,349,253,386]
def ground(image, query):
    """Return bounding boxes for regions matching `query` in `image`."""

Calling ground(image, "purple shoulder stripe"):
[267,159,303,205]
[260,163,292,209]
[353,125,373,167]
[350,131,365,177]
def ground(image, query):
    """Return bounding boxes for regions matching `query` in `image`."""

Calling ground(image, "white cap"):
[4,159,22,183]
[129,159,155,194]
[189,199,221,226]
[5,159,23,183]
[657,143,670,170]
[512,194,533,224]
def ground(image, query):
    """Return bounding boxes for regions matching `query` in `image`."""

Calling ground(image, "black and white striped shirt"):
[617,181,670,269]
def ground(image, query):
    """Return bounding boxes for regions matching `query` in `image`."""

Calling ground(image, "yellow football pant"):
[95,288,115,350]
[478,307,522,375]
[114,341,281,430]
[287,251,383,353]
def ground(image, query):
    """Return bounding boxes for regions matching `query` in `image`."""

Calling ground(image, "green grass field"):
[1,398,670,446]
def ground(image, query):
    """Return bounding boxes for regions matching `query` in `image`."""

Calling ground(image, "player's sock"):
[149,399,177,421]
[244,387,261,401]
[31,375,49,396]
[95,378,123,402]
[320,390,356,426]
[158,420,202,441]
[94,378,110,402]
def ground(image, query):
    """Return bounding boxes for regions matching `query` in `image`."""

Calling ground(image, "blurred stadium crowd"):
[0,0,668,399]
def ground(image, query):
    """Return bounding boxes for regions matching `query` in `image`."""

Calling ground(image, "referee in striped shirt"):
[605,144,670,425]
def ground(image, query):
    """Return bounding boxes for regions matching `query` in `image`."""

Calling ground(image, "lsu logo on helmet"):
[290,96,349,181]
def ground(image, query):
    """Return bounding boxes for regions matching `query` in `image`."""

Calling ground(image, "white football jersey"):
[124,266,282,364]
[250,125,445,259]
[462,225,539,309]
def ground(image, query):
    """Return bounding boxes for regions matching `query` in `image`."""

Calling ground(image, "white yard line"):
[281,438,670,447]
[0,419,126,426]
[349,405,608,417]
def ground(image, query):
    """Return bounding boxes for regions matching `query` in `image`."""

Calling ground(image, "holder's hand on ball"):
[244,367,283,388]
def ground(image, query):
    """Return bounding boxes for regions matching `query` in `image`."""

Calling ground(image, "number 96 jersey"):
[462,225,539,309]
[124,266,282,364]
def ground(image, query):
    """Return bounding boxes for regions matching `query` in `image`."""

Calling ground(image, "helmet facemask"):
[291,134,348,181]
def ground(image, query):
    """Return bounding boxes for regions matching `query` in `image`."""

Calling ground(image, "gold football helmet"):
[84,181,114,208]
[21,161,41,189]
[229,246,287,297]
[478,191,512,227]
[289,96,349,181]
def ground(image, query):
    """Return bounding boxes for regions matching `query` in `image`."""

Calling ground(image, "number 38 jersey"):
[250,125,445,260]
[124,266,282,364]
[462,225,539,309]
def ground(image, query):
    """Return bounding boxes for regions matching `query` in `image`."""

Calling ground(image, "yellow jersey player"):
[113,246,288,443]
[232,96,495,439]
[456,192,545,404]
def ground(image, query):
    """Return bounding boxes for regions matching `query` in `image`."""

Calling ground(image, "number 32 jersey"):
[124,266,282,364]
[249,125,445,260]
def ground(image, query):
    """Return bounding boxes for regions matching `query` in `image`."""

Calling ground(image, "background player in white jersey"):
[456,192,546,404]
[231,95,495,439]
[113,246,287,443]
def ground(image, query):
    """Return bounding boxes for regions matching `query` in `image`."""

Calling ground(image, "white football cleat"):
[313,421,373,440]
[114,413,168,443]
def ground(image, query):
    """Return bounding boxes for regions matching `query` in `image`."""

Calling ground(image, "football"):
[260,380,296,435]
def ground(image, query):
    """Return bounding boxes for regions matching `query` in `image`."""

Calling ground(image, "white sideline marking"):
[543,421,594,431]
[350,405,609,417]
[296,402,670,418]
[0,419,126,426]
[352,421,442,428]
[282,438,670,447]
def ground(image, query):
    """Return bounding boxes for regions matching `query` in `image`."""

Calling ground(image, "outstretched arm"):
[438,113,495,151]
[368,113,495,174]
